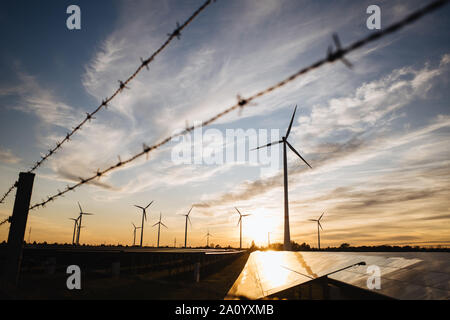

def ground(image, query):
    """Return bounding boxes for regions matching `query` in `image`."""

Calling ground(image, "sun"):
[242,209,281,247]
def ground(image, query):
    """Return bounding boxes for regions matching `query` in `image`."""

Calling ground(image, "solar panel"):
[226,251,450,300]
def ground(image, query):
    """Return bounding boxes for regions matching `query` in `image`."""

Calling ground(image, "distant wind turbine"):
[131,222,142,246]
[69,217,79,245]
[28,227,32,243]
[76,202,94,245]
[252,105,312,250]
[182,207,193,248]
[152,212,168,248]
[134,201,154,247]
[309,212,325,250]
[204,229,212,247]
[234,207,251,250]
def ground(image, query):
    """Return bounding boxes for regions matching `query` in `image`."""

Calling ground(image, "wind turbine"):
[152,212,168,248]
[234,207,251,250]
[69,217,79,245]
[131,223,142,246]
[252,105,312,250]
[309,212,325,250]
[28,227,32,244]
[204,229,212,247]
[76,202,94,245]
[134,201,154,247]
[182,207,193,248]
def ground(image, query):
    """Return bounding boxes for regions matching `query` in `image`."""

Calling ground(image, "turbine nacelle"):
[134,201,154,221]
[252,106,312,169]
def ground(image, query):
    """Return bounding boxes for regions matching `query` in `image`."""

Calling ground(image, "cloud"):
[0,69,77,128]
[295,53,450,142]
[195,55,450,210]
[0,147,20,164]
[309,186,446,211]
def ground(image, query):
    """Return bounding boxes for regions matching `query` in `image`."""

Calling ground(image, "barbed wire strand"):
[0,217,10,227]
[23,0,450,210]
[0,0,215,206]
[0,183,18,205]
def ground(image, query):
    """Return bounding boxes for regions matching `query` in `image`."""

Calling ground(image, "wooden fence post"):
[2,172,35,286]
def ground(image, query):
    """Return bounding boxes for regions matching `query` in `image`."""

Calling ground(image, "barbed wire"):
[0,0,215,206]
[0,182,17,204]
[26,0,449,210]
[0,217,10,227]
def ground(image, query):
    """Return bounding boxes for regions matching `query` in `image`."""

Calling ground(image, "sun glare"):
[244,211,281,247]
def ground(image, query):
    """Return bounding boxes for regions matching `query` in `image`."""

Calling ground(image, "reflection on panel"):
[226,251,449,300]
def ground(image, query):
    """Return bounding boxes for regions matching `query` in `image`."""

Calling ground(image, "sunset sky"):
[0,0,449,248]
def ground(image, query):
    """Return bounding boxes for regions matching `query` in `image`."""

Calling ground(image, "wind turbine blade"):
[144,211,147,221]
[78,202,82,212]
[319,222,323,230]
[145,200,154,209]
[187,206,193,216]
[285,140,312,169]
[234,207,242,216]
[237,216,242,226]
[251,140,282,151]
[308,219,317,222]
[83,212,94,215]
[188,216,192,227]
[134,205,144,210]
[132,222,136,228]
[319,212,325,221]
[161,222,168,229]
[242,214,251,217]
[152,222,159,227]
[285,105,297,138]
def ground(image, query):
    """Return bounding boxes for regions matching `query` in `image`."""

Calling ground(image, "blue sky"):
[0,0,449,247]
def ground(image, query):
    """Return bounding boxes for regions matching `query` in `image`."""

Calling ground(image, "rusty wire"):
[0,0,215,206]
[24,0,449,210]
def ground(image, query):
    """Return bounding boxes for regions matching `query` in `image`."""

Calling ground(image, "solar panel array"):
[226,251,449,300]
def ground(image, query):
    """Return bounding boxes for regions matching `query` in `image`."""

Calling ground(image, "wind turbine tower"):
[152,212,168,248]
[183,207,193,248]
[309,212,325,250]
[205,229,212,247]
[234,207,251,250]
[131,222,141,246]
[253,106,312,251]
[134,201,154,247]
[69,217,79,245]
[76,202,94,245]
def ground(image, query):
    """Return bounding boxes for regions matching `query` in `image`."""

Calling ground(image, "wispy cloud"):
[0,147,20,164]
[0,69,77,128]
[194,55,450,225]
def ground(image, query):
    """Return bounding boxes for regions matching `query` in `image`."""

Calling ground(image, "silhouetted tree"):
[340,243,350,249]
